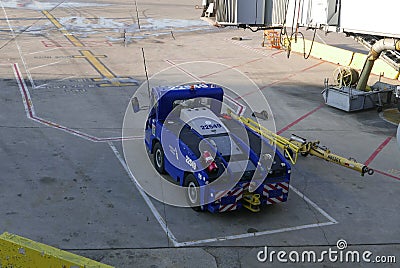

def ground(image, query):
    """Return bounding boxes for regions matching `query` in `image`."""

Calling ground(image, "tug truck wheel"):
[184,174,202,211]
[153,142,166,174]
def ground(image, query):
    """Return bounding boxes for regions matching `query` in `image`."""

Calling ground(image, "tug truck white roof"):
[180,107,228,136]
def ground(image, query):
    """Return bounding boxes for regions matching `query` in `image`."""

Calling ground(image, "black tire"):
[153,142,166,174]
[184,174,202,212]
[377,106,383,113]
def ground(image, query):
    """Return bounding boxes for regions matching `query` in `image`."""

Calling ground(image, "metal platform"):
[322,81,394,112]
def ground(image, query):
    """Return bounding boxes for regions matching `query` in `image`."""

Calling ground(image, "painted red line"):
[299,61,325,73]
[238,60,325,99]
[200,58,263,79]
[374,169,400,181]
[14,64,34,118]
[14,63,138,142]
[238,80,280,99]
[271,50,284,57]
[236,80,275,100]
[364,135,394,166]
[165,59,199,81]
[225,95,244,115]
[277,103,324,135]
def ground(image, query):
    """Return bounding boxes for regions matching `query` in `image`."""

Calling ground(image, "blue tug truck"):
[144,84,291,213]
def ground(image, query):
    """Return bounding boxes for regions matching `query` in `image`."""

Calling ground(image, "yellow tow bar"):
[243,192,261,212]
[228,112,374,176]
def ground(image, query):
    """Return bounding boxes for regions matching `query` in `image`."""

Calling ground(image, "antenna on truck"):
[141,47,151,99]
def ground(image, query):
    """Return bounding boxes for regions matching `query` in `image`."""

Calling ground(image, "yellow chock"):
[243,193,261,212]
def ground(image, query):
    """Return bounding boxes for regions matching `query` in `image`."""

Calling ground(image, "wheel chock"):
[243,193,261,212]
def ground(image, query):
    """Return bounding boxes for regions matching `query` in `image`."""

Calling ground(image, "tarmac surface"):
[0,0,399,267]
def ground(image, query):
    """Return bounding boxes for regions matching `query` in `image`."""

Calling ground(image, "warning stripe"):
[267,196,285,204]
[262,187,269,197]
[242,182,250,190]
[216,187,243,201]
[277,182,289,193]
[230,187,243,197]
[263,184,276,194]
[215,190,230,200]
[219,203,237,212]
[268,184,278,190]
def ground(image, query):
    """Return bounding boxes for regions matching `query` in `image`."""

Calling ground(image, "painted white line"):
[13,63,36,117]
[289,185,337,223]
[228,38,284,58]
[108,141,179,247]
[35,75,78,89]
[316,32,327,45]
[1,1,35,88]
[29,60,67,71]
[57,75,77,81]
[165,59,202,81]
[12,63,141,142]
[175,184,338,246]
[176,221,336,247]
[26,47,61,55]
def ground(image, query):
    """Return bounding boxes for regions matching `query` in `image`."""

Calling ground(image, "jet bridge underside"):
[213,0,400,38]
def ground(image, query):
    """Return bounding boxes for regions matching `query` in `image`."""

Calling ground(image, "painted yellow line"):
[74,50,115,79]
[99,82,137,87]
[92,78,137,87]
[42,10,84,47]
[42,11,135,87]
[74,50,137,87]
[382,108,400,125]
[0,232,113,267]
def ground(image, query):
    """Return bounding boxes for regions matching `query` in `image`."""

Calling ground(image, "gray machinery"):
[322,39,400,112]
